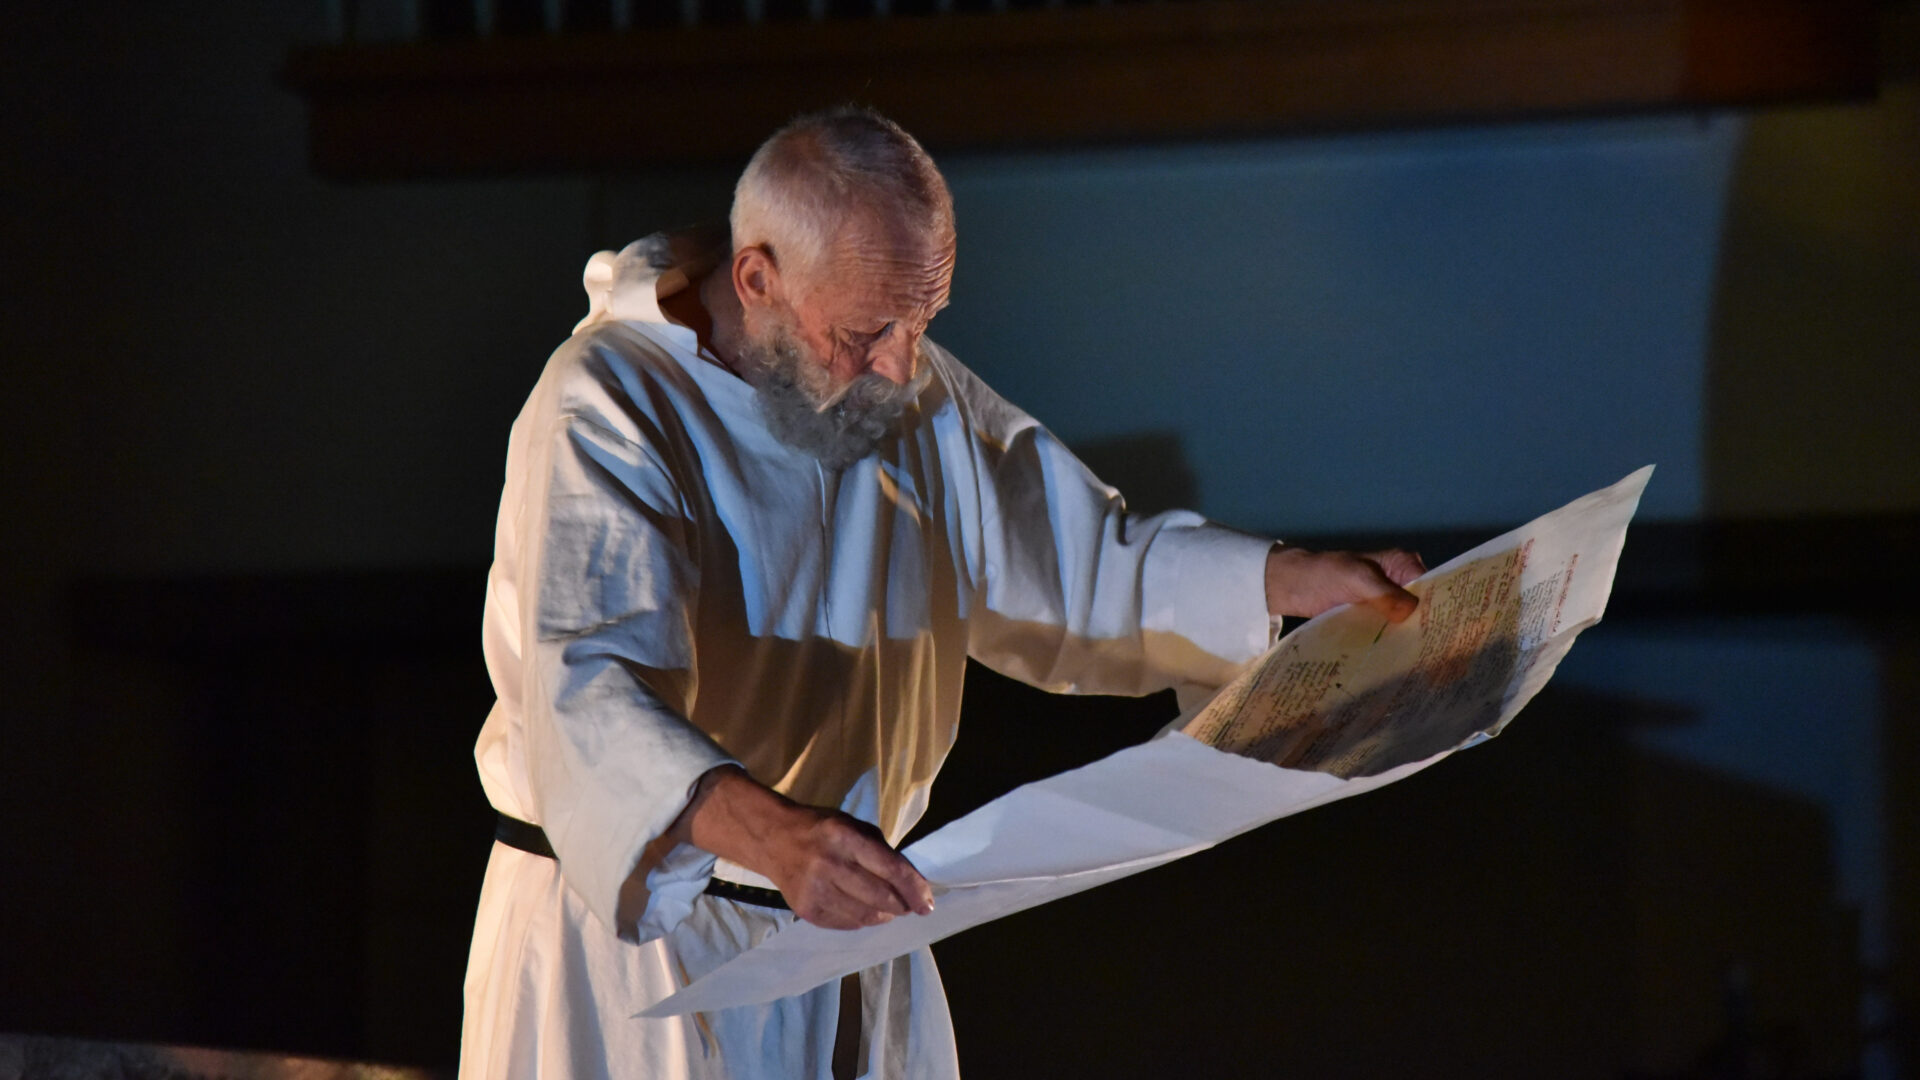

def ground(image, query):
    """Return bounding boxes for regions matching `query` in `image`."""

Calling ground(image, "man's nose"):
[867,337,917,386]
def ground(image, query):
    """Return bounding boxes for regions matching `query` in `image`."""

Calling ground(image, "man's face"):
[779,216,954,399]
[735,219,953,467]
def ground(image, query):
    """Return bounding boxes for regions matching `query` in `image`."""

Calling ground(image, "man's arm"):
[661,541,1425,934]
[667,766,935,930]
[941,347,1425,693]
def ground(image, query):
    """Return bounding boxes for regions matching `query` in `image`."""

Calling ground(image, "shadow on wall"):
[1069,432,1198,518]
[1703,81,1920,517]
[1700,69,1920,1078]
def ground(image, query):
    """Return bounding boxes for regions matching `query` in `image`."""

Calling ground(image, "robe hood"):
[576,228,729,335]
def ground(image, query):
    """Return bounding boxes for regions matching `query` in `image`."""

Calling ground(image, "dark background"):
[2,3,1916,1077]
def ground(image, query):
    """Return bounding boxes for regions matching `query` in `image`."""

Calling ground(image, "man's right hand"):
[671,765,935,930]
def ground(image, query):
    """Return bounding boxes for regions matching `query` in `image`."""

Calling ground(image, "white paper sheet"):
[639,466,1652,1017]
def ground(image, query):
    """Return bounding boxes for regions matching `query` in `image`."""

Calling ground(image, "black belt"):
[494,812,790,911]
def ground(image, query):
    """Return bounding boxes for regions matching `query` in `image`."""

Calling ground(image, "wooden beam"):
[284,0,1878,180]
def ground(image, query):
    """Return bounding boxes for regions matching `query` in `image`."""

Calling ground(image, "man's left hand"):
[1264,545,1426,623]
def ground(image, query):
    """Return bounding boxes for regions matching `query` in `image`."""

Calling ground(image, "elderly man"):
[461,107,1422,1079]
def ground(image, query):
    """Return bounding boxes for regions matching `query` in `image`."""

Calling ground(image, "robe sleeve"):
[511,356,736,942]
[943,352,1276,697]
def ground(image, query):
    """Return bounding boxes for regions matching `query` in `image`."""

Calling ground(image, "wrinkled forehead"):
[802,208,954,317]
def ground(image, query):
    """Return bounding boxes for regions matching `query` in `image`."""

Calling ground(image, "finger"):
[803,887,891,930]
[790,870,897,930]
[802,891,887,931]
[829,881,901,928]
[1364,586,1418,624]
[825,857,911,917]
[850,839,935,916]
[1352,559,1418,623]
[1367,549,1427,586]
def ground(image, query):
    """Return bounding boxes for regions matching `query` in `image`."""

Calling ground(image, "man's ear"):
[731,245,783,310]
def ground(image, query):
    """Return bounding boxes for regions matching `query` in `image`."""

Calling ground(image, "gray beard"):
[742,325,928,469]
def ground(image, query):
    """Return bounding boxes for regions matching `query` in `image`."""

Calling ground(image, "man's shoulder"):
[557,320,693,393]
[918,339,1037,441]
[555,316,678,369]
[525,322,706,440]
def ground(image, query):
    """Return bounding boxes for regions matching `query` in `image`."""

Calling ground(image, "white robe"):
[460,236,1277,1079]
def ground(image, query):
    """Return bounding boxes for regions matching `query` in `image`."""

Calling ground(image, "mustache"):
[744,329,930,468]
[819,363,928,414]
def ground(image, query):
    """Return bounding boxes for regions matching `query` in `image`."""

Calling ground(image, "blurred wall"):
[1705,83,1920,517]
[935,118,1741,532]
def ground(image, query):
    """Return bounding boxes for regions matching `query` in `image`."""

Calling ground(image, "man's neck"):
[668,267,748,381]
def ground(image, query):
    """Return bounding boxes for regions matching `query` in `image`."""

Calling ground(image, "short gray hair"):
[730,107,955,288]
